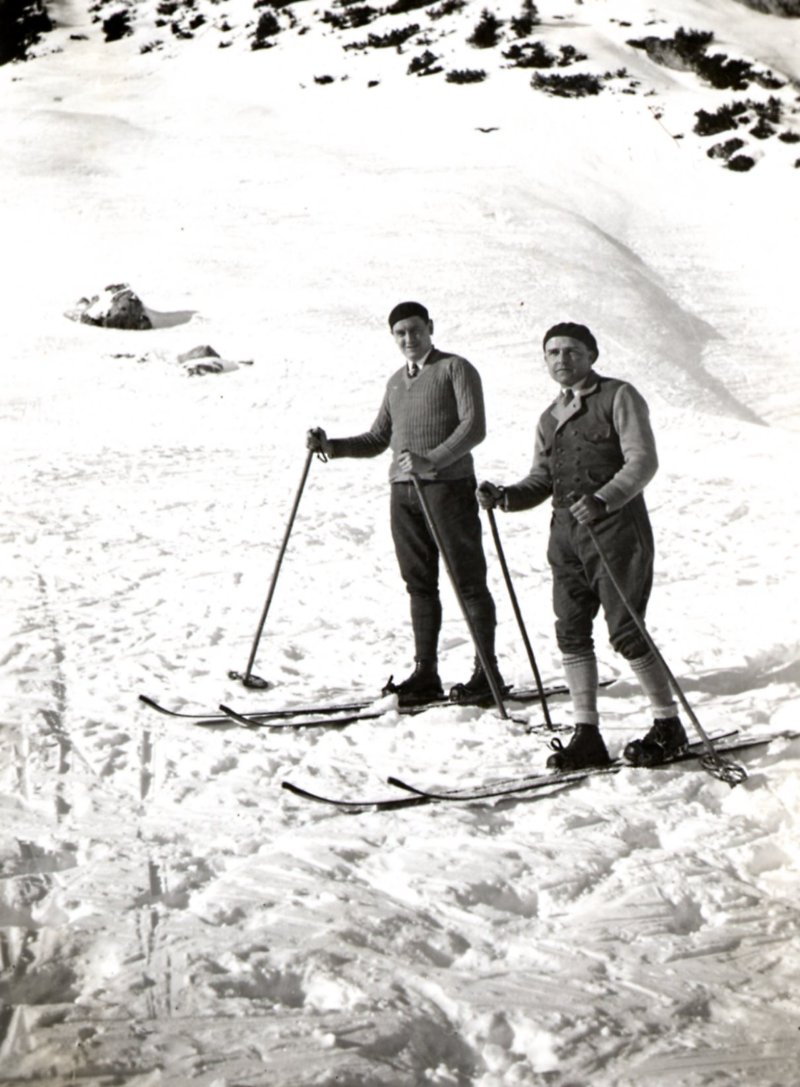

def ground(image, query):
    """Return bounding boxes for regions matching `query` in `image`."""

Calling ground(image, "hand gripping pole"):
[409,474,508,719]
[230,449,317,689]
[585,523,747,787]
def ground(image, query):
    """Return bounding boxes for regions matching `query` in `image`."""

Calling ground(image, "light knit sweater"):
[328,348,486,482]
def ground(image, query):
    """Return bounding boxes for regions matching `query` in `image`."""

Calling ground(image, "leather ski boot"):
[546,723,611,771]
[624,716,688,766]
[449,658,508,704]
[382,661,443,706]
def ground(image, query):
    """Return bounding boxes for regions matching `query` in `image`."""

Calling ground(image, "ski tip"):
[218,703,255,726]
[281,780,323,801]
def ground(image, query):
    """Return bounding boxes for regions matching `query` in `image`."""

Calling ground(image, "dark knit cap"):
[388,301,429,329]
[542,322,598,357]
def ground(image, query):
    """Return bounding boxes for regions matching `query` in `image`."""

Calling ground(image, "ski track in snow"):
[2,1,800,1084]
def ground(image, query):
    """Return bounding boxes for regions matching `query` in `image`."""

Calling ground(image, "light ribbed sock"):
[562,651,599,725]
[629,650,678,719]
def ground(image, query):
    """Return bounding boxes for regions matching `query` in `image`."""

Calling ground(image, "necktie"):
[563,388,574,403]
[408,363,419,378]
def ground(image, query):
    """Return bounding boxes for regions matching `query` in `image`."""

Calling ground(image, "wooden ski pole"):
[585,522,746,787]
[409,473,508,719]
[486,508,556,729]
[230,448,316,689]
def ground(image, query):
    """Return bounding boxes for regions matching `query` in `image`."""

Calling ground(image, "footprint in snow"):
[211,756,238,774]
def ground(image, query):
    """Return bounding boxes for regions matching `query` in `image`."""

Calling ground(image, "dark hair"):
[388,301,430,329]
[543,322,598,356]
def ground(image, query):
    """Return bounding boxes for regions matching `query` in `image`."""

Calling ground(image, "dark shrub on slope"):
[629,27,783,92]
[707,137,745,160]
[695,52,754,91]
[446,67,486,82]
[694,101,749,136]
[408,49,442,75]
[468,9,503,48]
[0,0,52,63]
[345,23,420,49]
[252,9,281,48]
[510,0,538,38]
[427,0,466,18]
[322,5,380,29]
[532,71,602,96]
[628,28,713,70]
[385,0,430,12]
[503,41,556,68]
[103,9,133,41]
[695,96,782,137]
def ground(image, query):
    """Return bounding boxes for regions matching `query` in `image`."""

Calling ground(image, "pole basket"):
[228,670,271,690]
[701,754,748,788]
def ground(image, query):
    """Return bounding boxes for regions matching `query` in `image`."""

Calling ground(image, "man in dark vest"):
[307,301,503,705]
[478,322,688,771]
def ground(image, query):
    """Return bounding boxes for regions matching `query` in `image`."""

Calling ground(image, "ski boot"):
[624,716,688,767]
[449,659,509,704]
[382,661,444,706]
[546,723,611,772]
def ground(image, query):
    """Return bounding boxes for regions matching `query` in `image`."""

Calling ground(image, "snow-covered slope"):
[2,2,799,1084]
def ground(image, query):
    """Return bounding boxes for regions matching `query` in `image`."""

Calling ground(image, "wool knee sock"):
[562,652,599,726]
[629,650,678,719]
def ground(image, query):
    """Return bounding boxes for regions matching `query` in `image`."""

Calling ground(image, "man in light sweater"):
[307,301,502,705]
[478,322,688,771]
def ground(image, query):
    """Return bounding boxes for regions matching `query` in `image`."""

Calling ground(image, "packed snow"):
[1,1,799,1084]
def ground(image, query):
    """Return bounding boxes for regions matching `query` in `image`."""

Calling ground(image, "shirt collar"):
[551,371,600,427]
[408,346,434,376]
[564,371,599,399]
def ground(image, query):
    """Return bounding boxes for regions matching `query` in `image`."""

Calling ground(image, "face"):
[544,336,596,387]
[392,316,433,364]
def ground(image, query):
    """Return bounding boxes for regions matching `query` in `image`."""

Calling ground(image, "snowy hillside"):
[11,0,800,176]
[2,0,800,1084]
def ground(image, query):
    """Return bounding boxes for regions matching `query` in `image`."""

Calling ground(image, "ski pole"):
[584,522,747,787]
[230,447,318,689]
[485,508,557,730]
[408,473,508,719]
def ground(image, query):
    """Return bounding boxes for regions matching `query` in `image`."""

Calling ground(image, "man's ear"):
[428,320,434,335]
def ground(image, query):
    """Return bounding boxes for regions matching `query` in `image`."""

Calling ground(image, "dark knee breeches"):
[548,501,654,660]
[391,478,496,659]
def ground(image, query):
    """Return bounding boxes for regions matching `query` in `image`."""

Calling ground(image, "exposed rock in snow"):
[178,345,253,374]
[66,283,152,330]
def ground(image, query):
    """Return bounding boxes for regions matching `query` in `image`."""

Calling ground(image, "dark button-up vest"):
[543,377,625,507]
